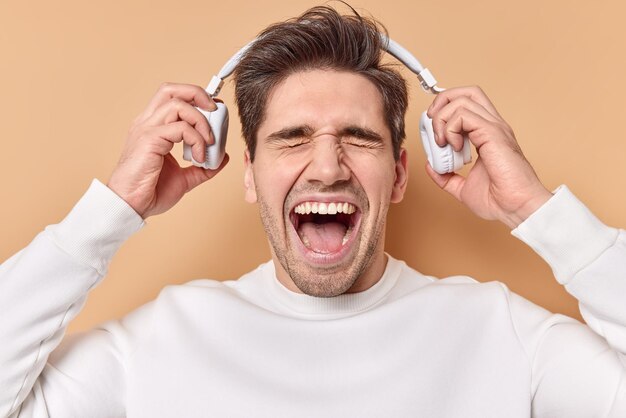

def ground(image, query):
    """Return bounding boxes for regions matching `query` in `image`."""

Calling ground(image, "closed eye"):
[274,138,311,148]
[341,137,383,149]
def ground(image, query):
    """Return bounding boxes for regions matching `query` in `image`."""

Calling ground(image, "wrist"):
[106,174,150,219]
[501,188,553,229]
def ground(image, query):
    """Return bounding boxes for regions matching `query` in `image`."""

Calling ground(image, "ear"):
[243,149,258,203]
[390,148,408,203]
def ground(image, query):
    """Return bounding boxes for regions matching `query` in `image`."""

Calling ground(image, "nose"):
[304,136,351,186]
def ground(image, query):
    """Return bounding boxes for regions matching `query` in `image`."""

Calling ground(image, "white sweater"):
[1,180,625,417]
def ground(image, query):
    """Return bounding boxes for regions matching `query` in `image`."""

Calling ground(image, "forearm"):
[0,180,143,417]
[505,187,626,416]
[513,185,625,354]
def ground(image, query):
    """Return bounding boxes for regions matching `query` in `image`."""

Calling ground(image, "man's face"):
[244,70,408,297]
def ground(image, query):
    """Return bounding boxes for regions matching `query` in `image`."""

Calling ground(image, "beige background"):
[1,0,625,332]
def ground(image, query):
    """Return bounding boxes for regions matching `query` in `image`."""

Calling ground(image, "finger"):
[143,98,213,145]
[425,162,465,202]
[427,86,501,120]
[136,82,217,123]
[182,153,230,192]
[444,108,494,151]
[431,97,499,151]
[142,121,207,162]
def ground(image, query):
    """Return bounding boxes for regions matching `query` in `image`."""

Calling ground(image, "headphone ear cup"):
[183,102,229,170]
[419,111,471,174]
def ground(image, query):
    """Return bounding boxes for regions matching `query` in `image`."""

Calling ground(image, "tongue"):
[299,221,347,253]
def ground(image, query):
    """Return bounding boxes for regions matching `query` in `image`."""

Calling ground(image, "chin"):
[291,270,359,297]
[283,243,378,297]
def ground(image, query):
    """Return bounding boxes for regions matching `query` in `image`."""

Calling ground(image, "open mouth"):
[290,201,359,255]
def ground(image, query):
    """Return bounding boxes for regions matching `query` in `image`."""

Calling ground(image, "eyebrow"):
[266,125,316,141]
[265,124,384,142]
[342,126,384,142]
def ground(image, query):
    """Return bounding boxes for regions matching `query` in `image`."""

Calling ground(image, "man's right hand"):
[107,82,229,219]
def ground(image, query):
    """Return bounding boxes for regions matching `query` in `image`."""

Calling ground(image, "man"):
[1,5,625,417]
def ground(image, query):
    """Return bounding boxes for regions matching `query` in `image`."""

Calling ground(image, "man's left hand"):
[426,86,553,229]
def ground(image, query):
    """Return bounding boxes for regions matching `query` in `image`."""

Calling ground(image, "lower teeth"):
[341,226,352,245]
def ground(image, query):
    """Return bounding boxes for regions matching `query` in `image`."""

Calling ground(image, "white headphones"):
[183,34,471,174]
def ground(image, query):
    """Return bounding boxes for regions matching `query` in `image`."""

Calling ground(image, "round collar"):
[263,255,402,319]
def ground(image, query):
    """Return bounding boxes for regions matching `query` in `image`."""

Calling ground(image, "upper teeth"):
[294,202,356,215]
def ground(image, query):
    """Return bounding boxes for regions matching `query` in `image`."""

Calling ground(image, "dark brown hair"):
[233,5,408,161]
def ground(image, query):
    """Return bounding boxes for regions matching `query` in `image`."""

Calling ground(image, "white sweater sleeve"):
[511,185,626,417]
[0,180,144,418]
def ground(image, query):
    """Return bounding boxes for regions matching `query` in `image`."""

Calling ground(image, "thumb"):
[424,162,465,202]
[183,153,230,192]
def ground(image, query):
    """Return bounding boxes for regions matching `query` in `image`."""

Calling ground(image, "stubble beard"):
[256,188,385,298]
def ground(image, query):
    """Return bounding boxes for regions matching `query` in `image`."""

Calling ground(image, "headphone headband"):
[206,34,443,96]
[185,29,469,174]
